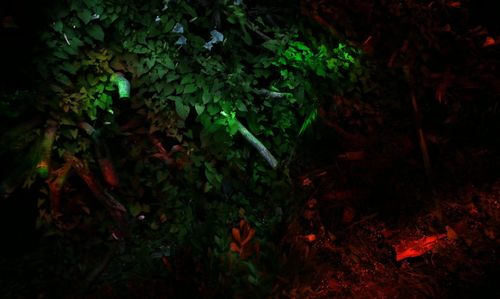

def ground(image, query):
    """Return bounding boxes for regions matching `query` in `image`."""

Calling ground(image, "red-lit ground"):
[273,179,500,298]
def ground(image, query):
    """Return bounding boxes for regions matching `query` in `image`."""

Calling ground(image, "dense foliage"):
[1,0,370,296]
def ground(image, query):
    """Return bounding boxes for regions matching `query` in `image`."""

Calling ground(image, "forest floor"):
[273,175,500,298]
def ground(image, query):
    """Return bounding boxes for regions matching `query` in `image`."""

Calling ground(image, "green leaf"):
[204,162,222,190]
[87,24,104,41]
[195,103,205,115]
[53,20,63,33]
[53,50,68,60]
[163,55,175,70]
[162,84,175,96]
[180,2,197,18]
[180,75,194,85]
[262,39,281,51]
[236,100,247,112]
[207,103,219,115]
[175,98,190,120]
[202,89,211,104]
[164,19,175,32]
[77,9,92,24]
[183,83,197,94]
[62,43,80,56]
[54,72,72,86]
[60,62,79,75]
[145,57,156,71]
[95,98,106,109]
[227,117,239,136]
[166,72,179,83]
[69,128,78,139]
[242,30,252,45]
[129,202,141,217]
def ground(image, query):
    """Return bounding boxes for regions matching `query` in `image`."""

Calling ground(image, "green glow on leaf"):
[298,108,317,136]
[36,165,49,178]
[274,40,359,80]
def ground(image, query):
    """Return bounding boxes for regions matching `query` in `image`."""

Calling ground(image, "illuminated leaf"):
[175,35,187,45]
[203,41,214,51]
[210,30,224,43]
[172,23,184,34]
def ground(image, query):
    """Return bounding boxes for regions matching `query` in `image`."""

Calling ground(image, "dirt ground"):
[273,174,500,298]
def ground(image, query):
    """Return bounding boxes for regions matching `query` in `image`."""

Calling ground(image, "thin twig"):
[403,65,432,181]
[342,213,379,231]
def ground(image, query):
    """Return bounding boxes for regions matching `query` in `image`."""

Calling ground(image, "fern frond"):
[298,108,318,136]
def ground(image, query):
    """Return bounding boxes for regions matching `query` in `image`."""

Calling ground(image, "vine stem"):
[221,111,278,169]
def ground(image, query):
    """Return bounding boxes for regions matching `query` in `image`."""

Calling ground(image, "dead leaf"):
[230,220,258,259]
[230,242,240,253]
[446,226,458,240]
[241,228,255,246]
[304,234,317,243]
[483,36,496,47]
[342,207,355,224]
[302,177,313,186]
[337,151,365,161]
[306,198,317,209]
[159,213,168,223]
[484,228,496,240]
[327,279,342,291]
[394,234,446,261]
[232,227,241,243]
[442,24,451,32]
[162,256,173,271]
